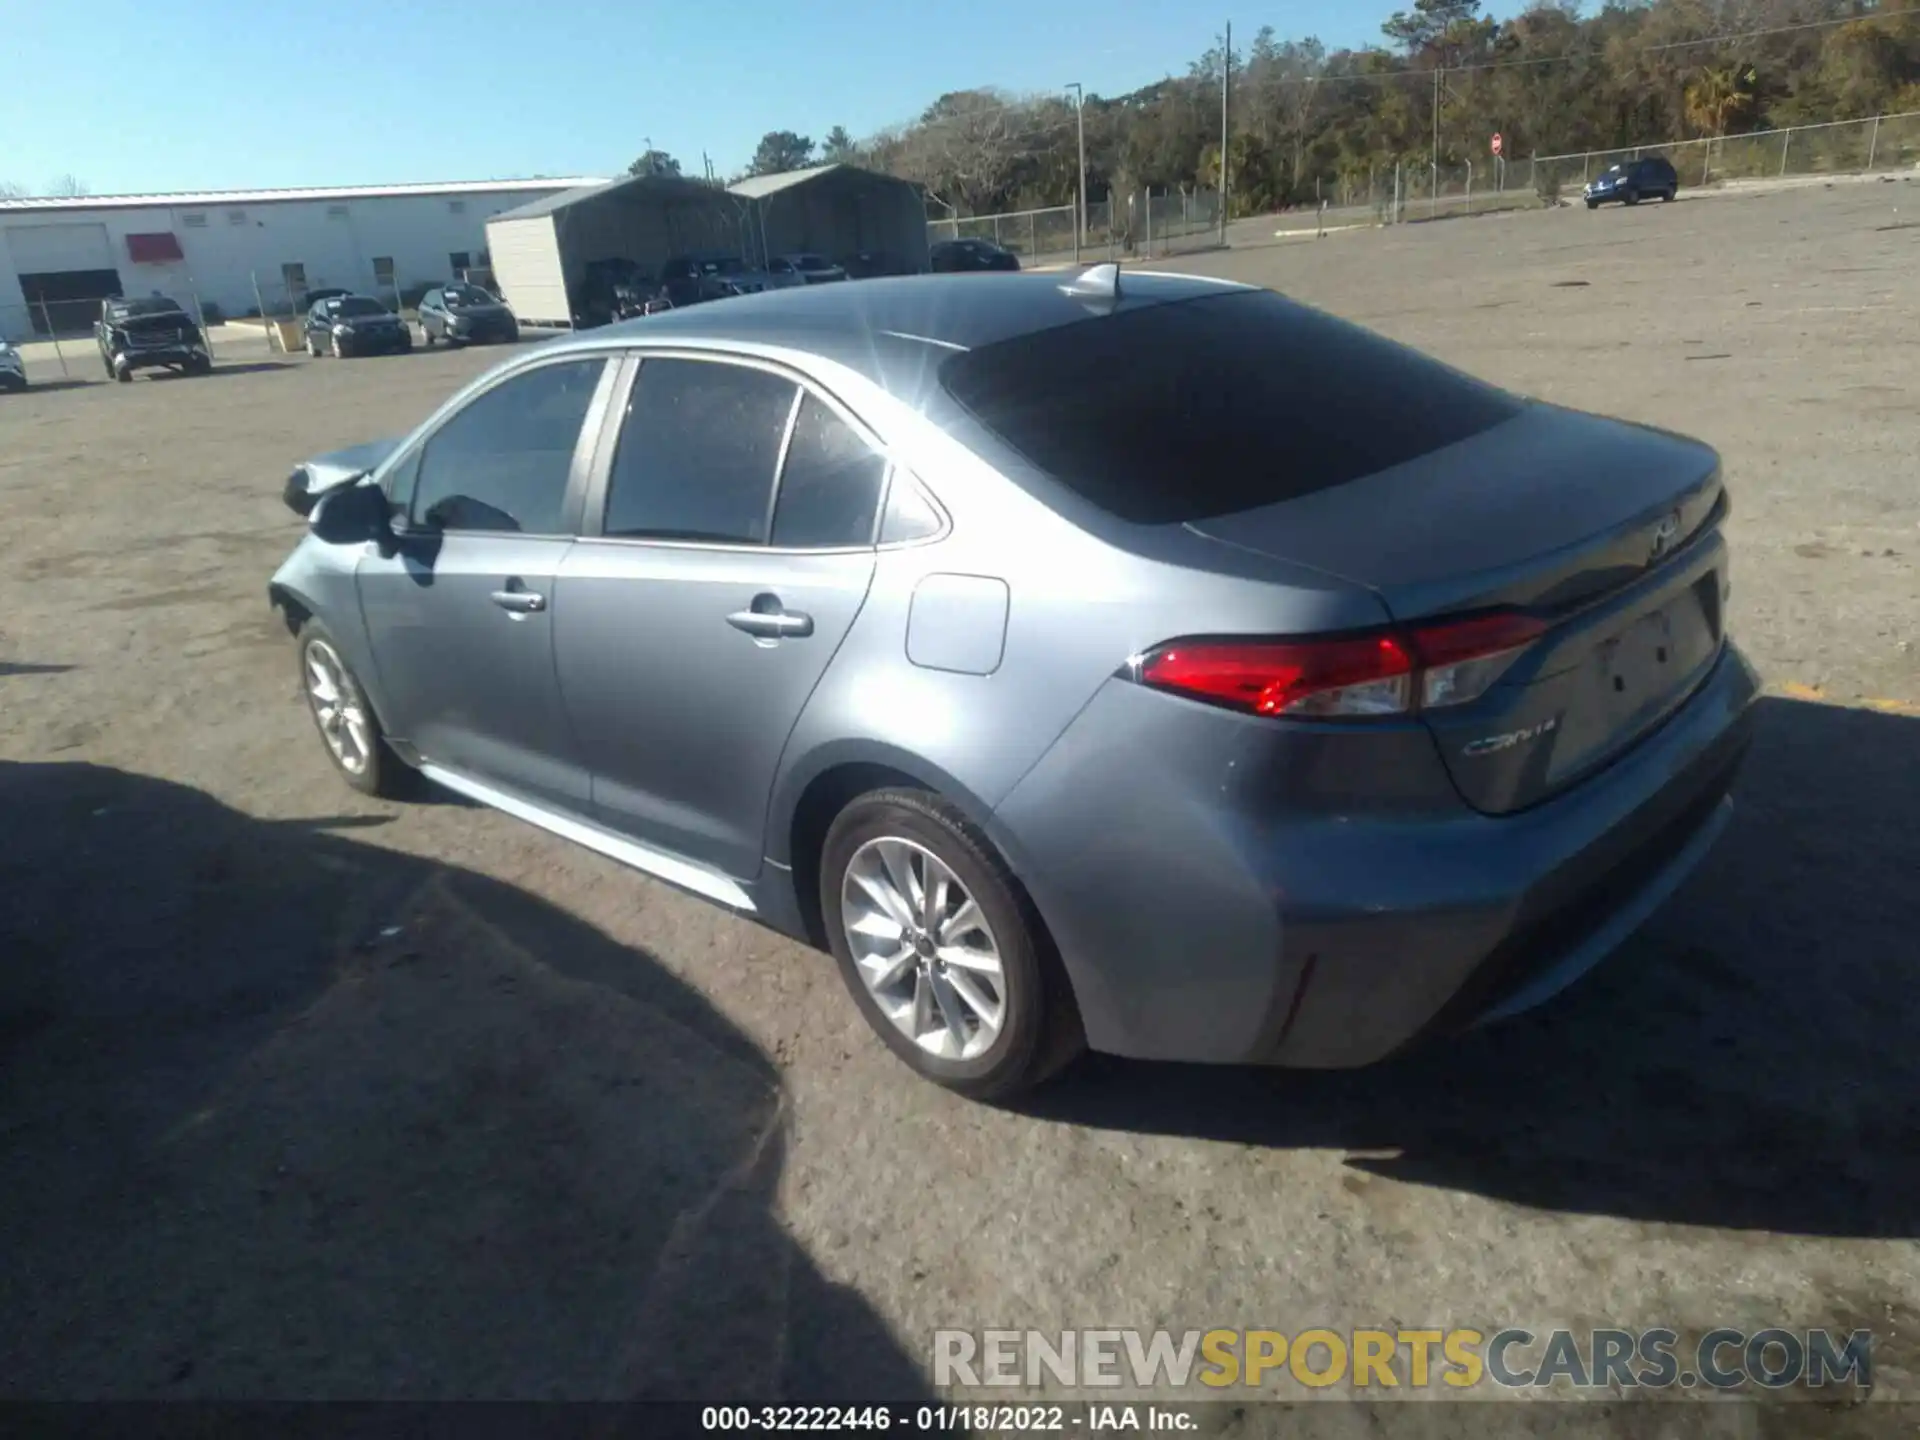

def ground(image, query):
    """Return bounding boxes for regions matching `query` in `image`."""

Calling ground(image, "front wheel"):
[1586,199,1600,210]
[821,789,1083,1100]
[295,618,408,798]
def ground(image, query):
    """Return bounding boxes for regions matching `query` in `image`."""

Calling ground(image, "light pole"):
[1218,21,1231,246]
[1066,82,1087,263]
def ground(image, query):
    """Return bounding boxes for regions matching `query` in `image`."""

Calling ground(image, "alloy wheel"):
[841,837,1007,1061]
[303,638,371,776]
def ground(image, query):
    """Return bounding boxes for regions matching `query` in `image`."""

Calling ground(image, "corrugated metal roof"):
[0,177,608,214]
[726,163,848,199]
[490,172,745,223]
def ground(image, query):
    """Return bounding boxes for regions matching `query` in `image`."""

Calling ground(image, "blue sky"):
[2,0,1523,196]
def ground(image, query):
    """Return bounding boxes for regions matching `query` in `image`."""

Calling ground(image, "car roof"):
[564,269,1257,394]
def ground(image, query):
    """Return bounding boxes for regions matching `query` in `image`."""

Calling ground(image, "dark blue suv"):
[1584,157,1679,209]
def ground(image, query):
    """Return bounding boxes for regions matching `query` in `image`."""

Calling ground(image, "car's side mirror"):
[310,480,395,546]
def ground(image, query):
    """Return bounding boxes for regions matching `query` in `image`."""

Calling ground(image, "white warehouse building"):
[0,177,605,341]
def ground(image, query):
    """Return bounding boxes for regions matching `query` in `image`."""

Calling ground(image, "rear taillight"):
[1132,612,1548,719]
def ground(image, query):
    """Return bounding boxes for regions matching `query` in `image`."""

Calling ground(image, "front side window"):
[602,358,797,543]
[410,359,607,534]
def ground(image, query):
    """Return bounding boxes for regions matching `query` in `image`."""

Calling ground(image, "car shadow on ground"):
[0,761,928,1403]
[14,377,94,394]
[1021,696,1920,1240]
[159,361,293,380]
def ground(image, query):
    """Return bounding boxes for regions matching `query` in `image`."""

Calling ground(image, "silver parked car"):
[768,253,849,287]
[270,265,1758,1099]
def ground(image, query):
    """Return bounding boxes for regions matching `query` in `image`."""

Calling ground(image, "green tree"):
[1381,0,1481,56]
[821,126,859,163]
[626,150,682,178]
[748,130,816,176]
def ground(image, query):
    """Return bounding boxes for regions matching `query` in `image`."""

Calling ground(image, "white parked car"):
[0,339,26,392]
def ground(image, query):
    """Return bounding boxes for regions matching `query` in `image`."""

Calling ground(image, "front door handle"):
[727,595,814,640]
[490,585,546,614]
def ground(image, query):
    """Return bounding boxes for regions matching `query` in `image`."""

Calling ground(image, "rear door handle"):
[727,597,814,639]
[490,584,546,614]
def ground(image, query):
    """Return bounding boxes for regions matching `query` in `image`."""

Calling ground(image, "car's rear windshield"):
[332,297,387,316]
[444,285,493,304]
[938,289,1524,525]
[117,298,182,317]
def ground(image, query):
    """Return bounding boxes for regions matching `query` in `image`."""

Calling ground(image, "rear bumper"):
[992,641,1760,1067]
[112,345,204,370]
[339,330,412,355]
[445,323,518,342]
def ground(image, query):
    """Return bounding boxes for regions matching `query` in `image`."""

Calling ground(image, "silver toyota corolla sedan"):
[270,265,1758,1100]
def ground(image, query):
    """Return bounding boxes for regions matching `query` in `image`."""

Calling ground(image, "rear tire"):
[821,788,1084,1101]
[1662,188,1677,202]
[1586,199,1600,210]
[1623,188,1640,206]
[294,617,410,799]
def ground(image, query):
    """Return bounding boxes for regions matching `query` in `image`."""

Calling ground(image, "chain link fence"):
[928,109,1920,259]
[0,292,238,383]
[929,190,1224,267]
[1515,110,1920,205]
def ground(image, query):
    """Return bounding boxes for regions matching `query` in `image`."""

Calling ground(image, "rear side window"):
[603,357,797,543]
[940,289,1524,525]
[770,394,888,548]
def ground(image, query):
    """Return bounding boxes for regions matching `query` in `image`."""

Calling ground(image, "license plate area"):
[1595,577,1719,702]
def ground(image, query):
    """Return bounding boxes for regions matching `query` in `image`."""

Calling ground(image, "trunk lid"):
[1188,405,1729,814]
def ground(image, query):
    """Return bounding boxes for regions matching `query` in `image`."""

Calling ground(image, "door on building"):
[6,221,123,334]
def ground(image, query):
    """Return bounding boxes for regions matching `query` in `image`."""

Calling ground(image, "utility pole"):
[1067,82,1087,262]
[1217,20,1231,246]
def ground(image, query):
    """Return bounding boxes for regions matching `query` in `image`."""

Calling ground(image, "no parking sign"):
[1491,132,1504,157]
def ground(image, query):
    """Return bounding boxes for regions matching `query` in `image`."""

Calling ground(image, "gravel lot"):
[2,182,1917,1420]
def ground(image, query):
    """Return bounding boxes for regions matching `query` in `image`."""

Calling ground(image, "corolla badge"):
[1648,510,1683,562]
[1461,716,1558,758]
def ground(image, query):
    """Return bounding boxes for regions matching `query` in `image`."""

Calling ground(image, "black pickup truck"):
[95,295,212,382]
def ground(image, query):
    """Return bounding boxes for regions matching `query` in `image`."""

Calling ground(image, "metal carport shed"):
[729,163,929,281]
[486,164,929,328]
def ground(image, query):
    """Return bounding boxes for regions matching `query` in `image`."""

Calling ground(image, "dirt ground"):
[1,182,1917,1421]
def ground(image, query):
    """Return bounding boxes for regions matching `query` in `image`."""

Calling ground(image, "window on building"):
[447,199,467,215]
[281,263,307,296]
[326,204,350,219]
[182,213,208,229]
[449,252,471,276]
[371,256,395,283]
[227,209,247,225]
